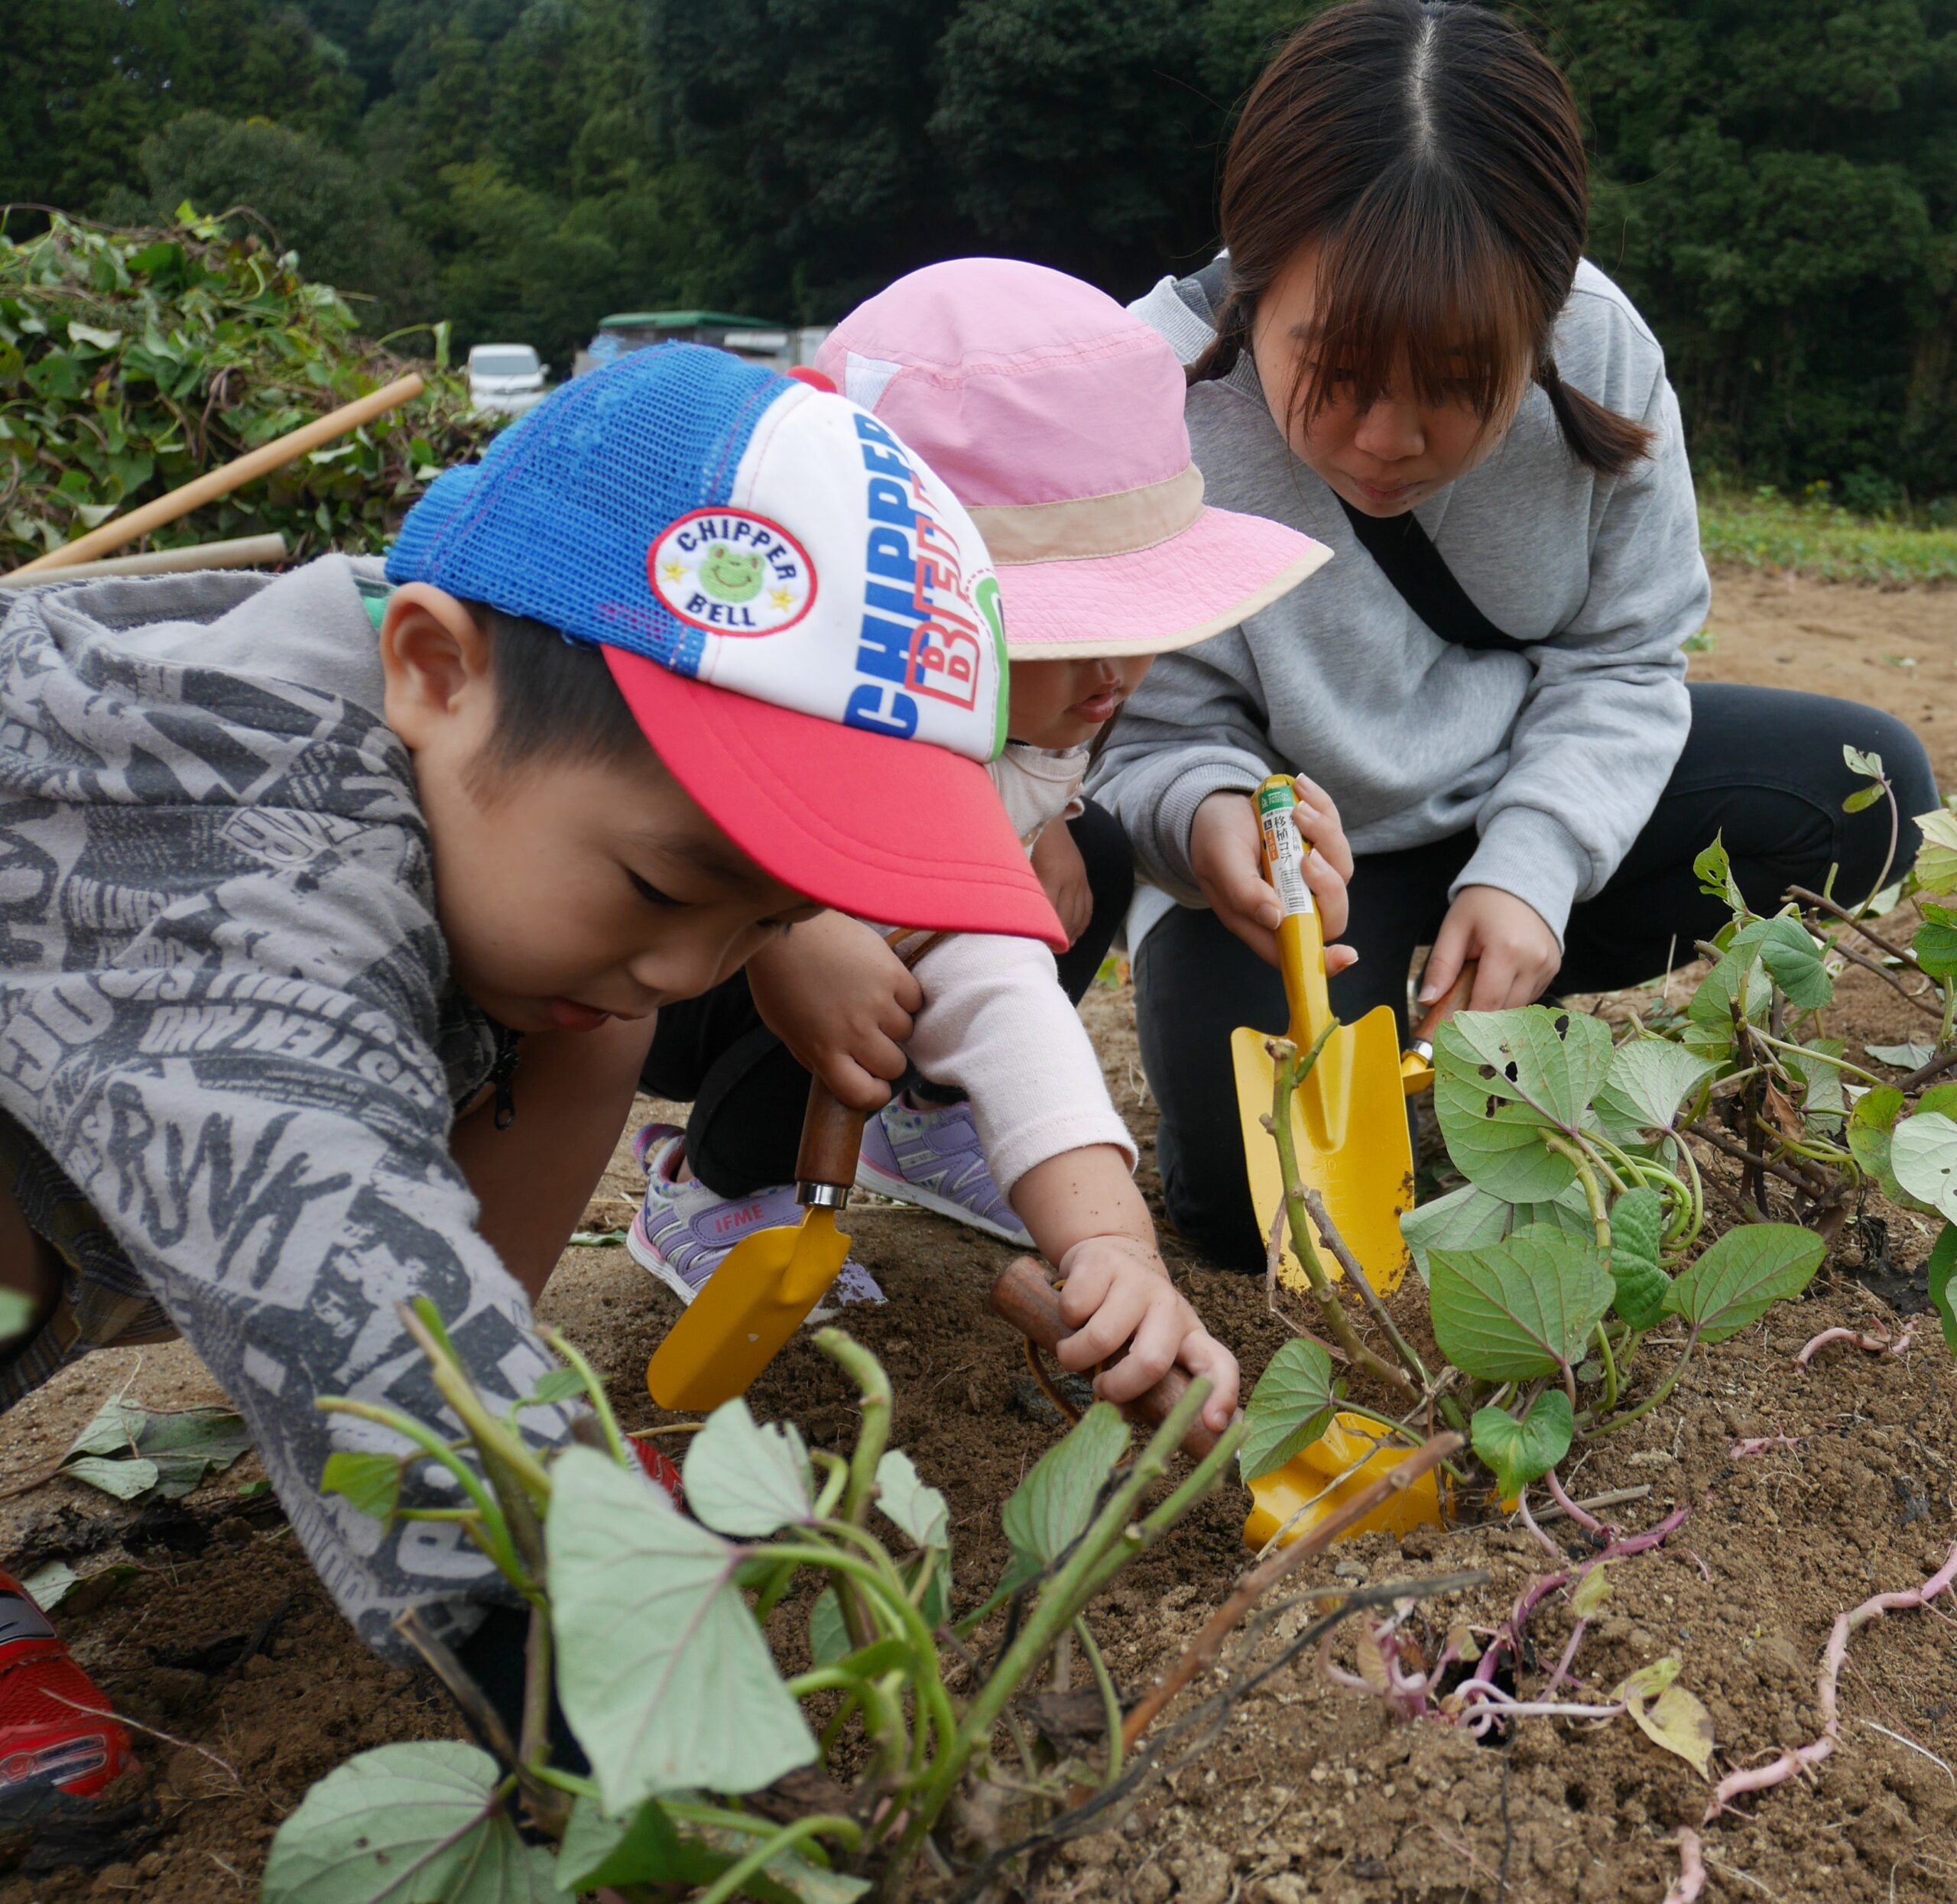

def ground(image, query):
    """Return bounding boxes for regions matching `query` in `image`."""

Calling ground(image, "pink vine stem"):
[1449,1503,1691,1727]
[1795,1317,1918,1367]
[1543,1467,1608,1535]
[1661,1828,1706,1904]
[1705,1542,1957,1821]
[1730,1433,1806,1459]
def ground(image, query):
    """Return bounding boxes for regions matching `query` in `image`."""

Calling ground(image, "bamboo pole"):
[9,373,424,578]
[0,533,288,589]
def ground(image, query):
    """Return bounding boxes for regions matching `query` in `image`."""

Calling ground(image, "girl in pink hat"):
[632,259,1342,1426]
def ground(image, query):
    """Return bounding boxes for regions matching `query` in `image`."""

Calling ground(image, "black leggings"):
[1136,683,1939,1270]
[642,800,1135,1195]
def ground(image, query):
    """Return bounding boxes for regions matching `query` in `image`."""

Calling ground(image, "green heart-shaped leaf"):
[321,1452,401,1523]
[1469,1391,1573,1497]
[1664,1224,1825,1342]
[548,1447,816,1812]
[1593,1040,1719,1140]
[875,1449,949,1551]
[1912,904,1957,981]
[1913,806,1957,898]
[1239,1338,1339,1481]
[681,1400,814,1538]
[1607,1186,1670,1331]
[1892,1110,1957,1221]
[1755,913,1832,1010]
[1927,1224,1957,1358]
[999,1403,1129,1594]
[1434,1007,1611,1200]
[808,1588,849,1668]
[1429,1226,1615,1381]
[262,1740,570,1903]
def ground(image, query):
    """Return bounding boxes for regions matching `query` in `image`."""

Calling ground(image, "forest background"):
[5,0,1955,505]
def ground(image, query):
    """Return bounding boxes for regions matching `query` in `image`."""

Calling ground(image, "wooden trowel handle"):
[988,1257,1221,1460]
[1412,958,1478,1044]
[795,1074,870,1192]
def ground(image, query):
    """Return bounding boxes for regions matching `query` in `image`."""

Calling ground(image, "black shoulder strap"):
[1179,255,1527,655]
[1332,496,1530,654]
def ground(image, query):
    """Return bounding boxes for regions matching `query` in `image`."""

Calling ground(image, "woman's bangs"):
[1293,187,1538,430]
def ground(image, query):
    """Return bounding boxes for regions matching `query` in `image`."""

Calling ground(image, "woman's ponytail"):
[1186,287,1253,388]
[1537,355,1654,478]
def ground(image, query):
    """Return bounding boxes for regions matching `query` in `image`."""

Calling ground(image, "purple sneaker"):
[855,1097,1034,1246]
[628,1125,884,1312]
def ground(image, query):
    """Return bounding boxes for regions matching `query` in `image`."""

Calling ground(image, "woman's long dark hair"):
[1192,0,1652,476]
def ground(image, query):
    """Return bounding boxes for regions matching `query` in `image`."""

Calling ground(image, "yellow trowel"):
[1232,776,1471,1299]
[647,1077,866,1412]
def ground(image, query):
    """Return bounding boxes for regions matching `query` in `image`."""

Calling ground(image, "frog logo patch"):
[648,508,815,636]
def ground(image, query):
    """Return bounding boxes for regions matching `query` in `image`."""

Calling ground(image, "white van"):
[466,344,547,417]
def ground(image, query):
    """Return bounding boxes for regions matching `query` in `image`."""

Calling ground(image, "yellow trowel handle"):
[1254,776,1334,1055]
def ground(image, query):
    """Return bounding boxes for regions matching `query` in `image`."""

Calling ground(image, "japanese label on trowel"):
[1257,780,1314,920]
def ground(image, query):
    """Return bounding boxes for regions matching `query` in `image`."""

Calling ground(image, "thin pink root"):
[1544,1467,1608,1535]
[1795,1317,1919,1367]
[1662,1828,1706,1904]
[1705,1542,1957,1822]
[1514,1487,1563,1559]
[1730,1433,1806,1459]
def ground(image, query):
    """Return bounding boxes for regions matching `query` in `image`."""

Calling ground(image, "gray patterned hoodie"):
[0,556,567,1656]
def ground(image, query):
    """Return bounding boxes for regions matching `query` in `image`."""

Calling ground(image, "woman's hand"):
[1188,785,1355,972]
[1422,885,1561,1012]
[745,912,923,1110]
[1030,820,1092,946]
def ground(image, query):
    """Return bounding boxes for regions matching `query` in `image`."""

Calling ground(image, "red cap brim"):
[605,651,1068,952]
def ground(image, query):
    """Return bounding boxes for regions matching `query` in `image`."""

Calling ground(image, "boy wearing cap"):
[0,344,1060,1713]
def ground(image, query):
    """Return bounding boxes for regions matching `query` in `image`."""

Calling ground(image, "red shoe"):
[0,1572,134,1798]
[629,1438,685,1510]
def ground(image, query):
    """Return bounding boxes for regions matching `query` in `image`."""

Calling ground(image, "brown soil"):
[3,571,1955,1904]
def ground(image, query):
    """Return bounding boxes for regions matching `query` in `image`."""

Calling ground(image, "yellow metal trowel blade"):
[1244,1411,1448,1549]
[647,1207,852,1413]
[1233,777,1415,1299]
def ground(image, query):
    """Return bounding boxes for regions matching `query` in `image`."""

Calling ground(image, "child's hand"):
[1052,1234,1240,1432]
[746,912,923,1111]
[1189,784,1355,972]
[1030,821,1092,946]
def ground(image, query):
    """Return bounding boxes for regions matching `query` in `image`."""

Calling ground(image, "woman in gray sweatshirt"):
[1089,0,1936,1269]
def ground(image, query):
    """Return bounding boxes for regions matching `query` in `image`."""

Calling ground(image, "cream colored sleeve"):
[904,933,1136,1200]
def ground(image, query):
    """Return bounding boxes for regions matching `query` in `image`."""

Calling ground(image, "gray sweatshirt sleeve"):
[1087,628,1277,905]
[1451,373,1702,939]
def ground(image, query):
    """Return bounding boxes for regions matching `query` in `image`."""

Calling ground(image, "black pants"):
[642,800,1136,1195]
[1136,683,1939,1270]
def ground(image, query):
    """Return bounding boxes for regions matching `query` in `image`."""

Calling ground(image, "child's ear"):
[380,585,493,747]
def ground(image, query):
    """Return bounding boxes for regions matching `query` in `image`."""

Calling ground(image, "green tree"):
[1537,0,1955,494]
[929,0,1221,287]
[135,112,437,333]
[2,0,362,214]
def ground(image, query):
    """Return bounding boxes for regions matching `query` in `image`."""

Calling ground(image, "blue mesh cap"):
[382,345,1065,949]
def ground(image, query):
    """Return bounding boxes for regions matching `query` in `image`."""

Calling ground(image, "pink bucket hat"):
[815,258,1329,660]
